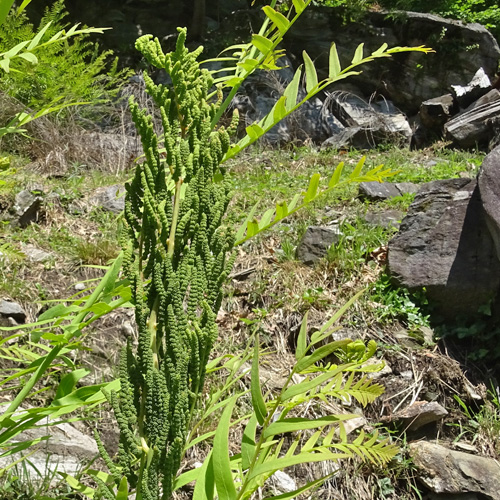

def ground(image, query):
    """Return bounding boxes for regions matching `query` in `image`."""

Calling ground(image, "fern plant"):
[83,1,430,495]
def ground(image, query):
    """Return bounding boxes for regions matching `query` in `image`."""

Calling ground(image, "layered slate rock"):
[410,441,500,498]
[296,226,340,265]
[358,181,419,201]
[387,178,500,320]
[13,189,43,227]
[478,145,500,260]
[444,89,500,148]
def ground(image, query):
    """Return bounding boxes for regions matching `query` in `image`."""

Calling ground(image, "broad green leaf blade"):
[192,451,215,500]
[245,123,264,141]
[329,42,342,78]
[213,396,238,500]
[283,68,301,112]
[17,52,37,64]
[291,0,306,14]
[27,21,52,51]
[247,218,259,238]
[302,51,318,93]
[328,161,344,188]
[60,473,97,499]
[251,335,267,425]
[303,173,320,202]
[275,200,288,221]
[249,450,351,480]
[264,414,358,439]
[351,43,364,64]
[287,193,301,212]
[235,202,259,242]
[116,477,128,500]
[295,339,351,372]
[349,156,366,180]
[372,43,388,56]
[281,370,334,402]
[262,6,290,35]
[54,368,89,400]
[242,414,258,470]
[295,312,308,361]
[272,95,287,123]
[251,34,273,55]
[0,0,15,26]
[259,208,275,230]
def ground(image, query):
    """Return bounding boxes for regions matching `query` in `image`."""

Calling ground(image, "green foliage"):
[0,1,126,109]
[371,273,430,329]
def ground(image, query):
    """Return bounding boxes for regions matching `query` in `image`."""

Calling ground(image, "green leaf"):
[259,208,275,230]
[287,193,301,212]
[242,414,258,470]
[54,368,89,400]
[213,396,238,500]
[0,0,15,26]
[328,161,344,188]
[281,370,335,402]
[295,312,308,361]
[249,450,350,480]
[329,42,342,78]
[291,0,306,14]
[245,123,264,141]
[27,21,52,51]
[235,202,259,242]
[17,52,37,64]
[349,156,366,180]
[275,200,288,221]
[303,173,320,202]
[60,473,97,499]
[262,6,290,35]
[372,43,388,56]
[192,451,215,500]
[264,414,358,439]
[351,43,364,64]
[251,34,273,55]
[251,335,267,425]
[283,68,301,112]
[295,339,351,372]
[116,477,128,500]
[272,95,287,123]
[247,218,259,238]
[302,51,318,93]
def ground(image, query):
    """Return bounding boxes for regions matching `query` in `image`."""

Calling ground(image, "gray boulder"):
[478,145,500,261]
[287,9,500,115]
[410,441,500,498]
[388,178,500,320]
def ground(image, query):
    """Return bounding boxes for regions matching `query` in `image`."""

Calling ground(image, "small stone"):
[359,182,401,201]
[364,210,405,229]
[22,244,52,263]
[89,185,126,214]
[13,190,43,227]
[394,401,448,431]
[0,300,27,324]
[271,470,296,493]
[74,283,86,291]
[296,225,341,265]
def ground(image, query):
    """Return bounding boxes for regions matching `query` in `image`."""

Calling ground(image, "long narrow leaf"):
[213,396,238,500]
